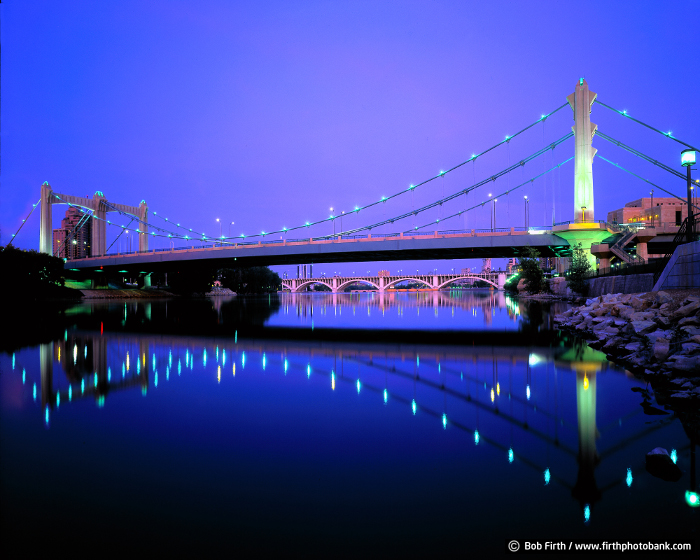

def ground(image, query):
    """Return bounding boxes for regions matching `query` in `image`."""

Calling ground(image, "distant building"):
[53,206,92,259]
[607,196,687,227]
[378,270,390,277]
[539,257,555,271]
[506,258,518,274]
[460,267,471,274]
[481,258,491,273]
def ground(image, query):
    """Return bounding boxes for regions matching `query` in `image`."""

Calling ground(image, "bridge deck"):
[65,229,571,272]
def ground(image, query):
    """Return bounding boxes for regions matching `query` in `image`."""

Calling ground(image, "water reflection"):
[10,329,694,523]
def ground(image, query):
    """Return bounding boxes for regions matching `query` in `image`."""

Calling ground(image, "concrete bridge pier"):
[498,273,506,290]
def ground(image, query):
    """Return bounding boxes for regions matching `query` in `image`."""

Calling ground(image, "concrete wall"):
[653,240,700,291]
[586,273,655,297]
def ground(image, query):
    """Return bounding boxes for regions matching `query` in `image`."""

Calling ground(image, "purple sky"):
[2,1,698,276]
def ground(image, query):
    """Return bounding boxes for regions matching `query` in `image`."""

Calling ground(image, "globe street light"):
[330,207,335,236]
[681,149,697,243]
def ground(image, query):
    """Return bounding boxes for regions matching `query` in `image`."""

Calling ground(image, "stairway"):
[609,230,645,265]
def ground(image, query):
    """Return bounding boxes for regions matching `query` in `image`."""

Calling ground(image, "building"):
[607,196,688,227]
[378,270,390,277]
[53,206,92,259]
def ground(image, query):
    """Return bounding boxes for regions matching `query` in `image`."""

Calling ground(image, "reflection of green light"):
[69,386,72,401]
[508,448,514,463]
[416,355,420,367]
[526,385,531,400]
[544,468,550,485]
[241,352,246,369]
[81,379,85,393]
[22,369,25,384]
[56,392,60,407]
[262,353,266,371]
[412,399,416,415]
[94,373,98,387]
[45,407,49,425]
[284,359,288,374]
[108,367,111,382]
[626,468,633,487]
[686,491,700,507]
[235,331,238,344]
[166,366,169,381]
[584,505,590,523]
[203,349,207,367]
[383,389,388,403]
[155,372,158,387]
[474,431,480,444]
[222,350,226,367]
[33,383,37,400]
[178,360,181,375]
[307,364,311,378]
[12,353,15,369]
[671,449,677,464]
[356,379,361,394]
[142,387,147,396]
[442,414,447,429]
[153,354,156,370]
[169,351,172,368]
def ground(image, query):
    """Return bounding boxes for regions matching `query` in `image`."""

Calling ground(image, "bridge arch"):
[383,277,433,290]
[337,279,380,292]
[436,275,499,290]
[286,280,334,293]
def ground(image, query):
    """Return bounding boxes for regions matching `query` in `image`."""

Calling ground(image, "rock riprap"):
[555,291,700,404]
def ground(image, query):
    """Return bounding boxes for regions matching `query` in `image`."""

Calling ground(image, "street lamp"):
[681,149,697,243]
[216,218,222,246]
[581,206,587,223]
[650,190,654,227]
[330,207,335,236]
[229,221,235,238]
[524,196,529,229]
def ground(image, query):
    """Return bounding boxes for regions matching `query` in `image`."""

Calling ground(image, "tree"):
[518,246,546,293]
[567,242,592,295]
[219,266,281,294]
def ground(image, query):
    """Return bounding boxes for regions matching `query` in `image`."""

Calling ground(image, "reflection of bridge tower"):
[40,182,148,257]
[572,364,602,512]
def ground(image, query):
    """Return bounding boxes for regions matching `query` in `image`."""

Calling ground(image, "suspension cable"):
[595,100,699,152]
[135,103,570,243]
[4,199,41,248]
[406,157,573,233]
[596,131,694,182]
[597,155,700,211]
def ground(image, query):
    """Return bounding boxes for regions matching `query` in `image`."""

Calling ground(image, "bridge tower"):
[553,79,610,267]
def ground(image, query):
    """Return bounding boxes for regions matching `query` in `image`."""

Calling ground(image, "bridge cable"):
[4,199,41,248]
[314,133,573,237]
[597,155,700,212]
[595,100,699,152]
[123,103,570,244]
[596,131,698,183]
[407,157,573,235]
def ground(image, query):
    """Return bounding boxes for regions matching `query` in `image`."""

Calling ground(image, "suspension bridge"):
[11,80,698,283]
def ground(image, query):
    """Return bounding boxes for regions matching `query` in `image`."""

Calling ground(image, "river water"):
[0,291,696,555]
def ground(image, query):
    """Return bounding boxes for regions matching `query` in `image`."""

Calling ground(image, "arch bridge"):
[280,272,506,293]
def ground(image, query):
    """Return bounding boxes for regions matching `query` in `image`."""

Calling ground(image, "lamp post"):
[488,193,493,231]
[330,207,335,236]
[681,149,697,243]
[229,221,234,238]
[650,190,654,227]
[524,196,529,229]
[216,218,222,246]
[581,206,587,224]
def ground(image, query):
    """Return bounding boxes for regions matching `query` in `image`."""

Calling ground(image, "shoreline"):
[554,289,700,407]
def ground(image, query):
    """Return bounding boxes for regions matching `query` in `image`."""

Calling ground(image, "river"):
[0,290,695,555]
